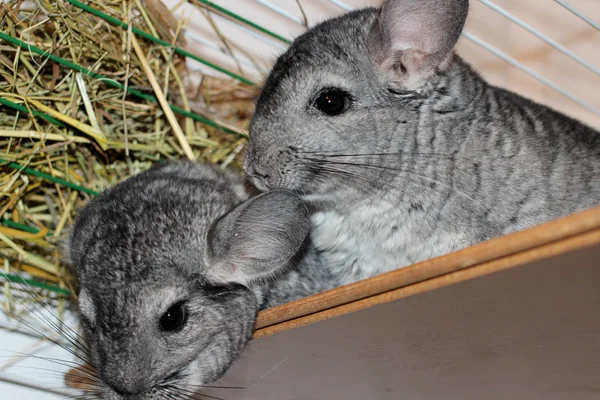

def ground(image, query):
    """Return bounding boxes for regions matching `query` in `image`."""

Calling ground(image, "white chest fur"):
[310,200,467,285]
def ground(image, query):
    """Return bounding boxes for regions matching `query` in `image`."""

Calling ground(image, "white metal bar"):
[253,0,304,25]
[217,14,289,51]
[324,0,352,11]
[479,0,600,77]
[462,30,600,116]
[184,29,267,72]
[184,7,288,52]
[0,374,71,398]
[247,0,599,116]
[0,322,56,341]
[554,0,600,32]
[181,6,289,78]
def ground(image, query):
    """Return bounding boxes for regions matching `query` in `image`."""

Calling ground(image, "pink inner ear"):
[381,48,431,75]
[402,49,431,73]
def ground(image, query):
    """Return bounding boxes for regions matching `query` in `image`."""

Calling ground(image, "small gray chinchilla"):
[66,161,336,399]
[244,0,600,284]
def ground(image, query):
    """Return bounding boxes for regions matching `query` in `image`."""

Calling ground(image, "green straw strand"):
[0,0,274,303]
[194,0,293,45]
[0,97,66,128]
[0,32,246,137]
[0,158,100,196]
[1,272,71,296]
[0,219,51,235]
[66,0,256,85]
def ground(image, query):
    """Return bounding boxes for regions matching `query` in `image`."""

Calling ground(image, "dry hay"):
[0,0,260,312]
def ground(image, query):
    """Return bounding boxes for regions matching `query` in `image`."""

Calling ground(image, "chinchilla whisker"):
[23,310,88,360]
[77,393,101,400]
[65,368,102,386]
[305,154,487,189]
[4,275,89,354]
[0,365,86,379]
[315,161,494,217]
[181,388,228,400]
[308,163,374,184]
[305,158,487,217]
[163,385,188,396]
[187,384,246,390]
[2,282,90,361]
[157,387,174,399]
[300,150,477,161]
[321,166,400,191]
[318,159,492,214]
[297,160,405,192]
[1,351,95,378]
[171,391,190,400]
[1,310,90,366]
[63,379,102,390]
[160,392,177,400]
[65,391,102,400]
[1,304,90,363]
[163,385,194,400]
[32,299,86,348]
[184,376,249,389]
[66,391,97,400]
[2,353,99,394]
[166,382,228,400]
[82,395,101,400]
[240,355,291,391]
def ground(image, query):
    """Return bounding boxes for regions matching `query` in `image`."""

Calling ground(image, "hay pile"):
[0,0,259,307]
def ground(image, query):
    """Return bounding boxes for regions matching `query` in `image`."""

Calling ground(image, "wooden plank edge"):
[253,227,600,339]
[255,205,600,329]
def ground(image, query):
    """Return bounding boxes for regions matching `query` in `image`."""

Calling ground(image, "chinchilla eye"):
[159,302,188,332]
[314,88,350,116]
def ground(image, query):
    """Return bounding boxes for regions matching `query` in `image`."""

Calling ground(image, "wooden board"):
[201,206,600,399]
[255,206,600,333]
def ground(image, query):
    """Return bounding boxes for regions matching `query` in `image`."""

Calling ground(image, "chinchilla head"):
[67,161,310,399]
[245,0,469,202]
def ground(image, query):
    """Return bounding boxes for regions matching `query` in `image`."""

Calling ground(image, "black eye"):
[314,89,349,116]
[159,302,188,332]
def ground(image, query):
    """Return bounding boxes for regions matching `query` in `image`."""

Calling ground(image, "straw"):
[0,0,259,314]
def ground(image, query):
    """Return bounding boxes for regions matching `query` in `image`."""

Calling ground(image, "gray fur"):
[68,161,337,399]
[245,0,600,284]
[206,190,310,285]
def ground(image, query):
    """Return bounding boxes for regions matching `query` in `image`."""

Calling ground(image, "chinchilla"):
[244,0,600,284]
[65,160,337,399]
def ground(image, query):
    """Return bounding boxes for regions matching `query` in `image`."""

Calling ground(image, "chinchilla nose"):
[243,145,270,190]
[104,377,140,398]
[100,363,147,398]
[245,162,272,191]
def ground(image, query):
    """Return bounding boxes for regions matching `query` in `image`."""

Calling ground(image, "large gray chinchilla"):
[244,0,600,284]
[66,161,336,399]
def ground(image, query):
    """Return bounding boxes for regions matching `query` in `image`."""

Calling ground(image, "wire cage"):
[0,0,599,398]
[171,0,600,127]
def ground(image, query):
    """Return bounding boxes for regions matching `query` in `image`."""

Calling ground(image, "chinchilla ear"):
[367,0,469,90]
[205,190,310,285]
